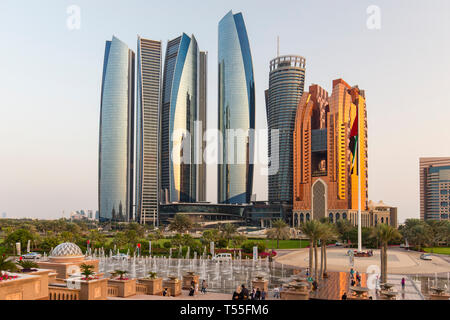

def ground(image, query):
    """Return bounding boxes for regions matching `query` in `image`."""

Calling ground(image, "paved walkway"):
[275,248,450,275]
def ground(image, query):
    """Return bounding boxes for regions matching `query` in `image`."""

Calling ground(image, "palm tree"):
[300,220,322,281]
[0,254,18,274]
[220,224,237,248]
[266,219,290,249]
[318,223,337,278]
[371,224,401,283]
[112,270,128,280]
[80,264,95,280]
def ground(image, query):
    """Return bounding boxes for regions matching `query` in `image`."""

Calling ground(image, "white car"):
[21,252,41,260]
[112,253,129,260]
[335,242,344,247]
[420,254,432,261]
[212,253,232,262]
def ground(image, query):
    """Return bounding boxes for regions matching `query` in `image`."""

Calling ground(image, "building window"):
[335,213,340,221]
[306,213,310,221]
[329,213,333,223]
[300,213,304,223]
[343,213,347,220]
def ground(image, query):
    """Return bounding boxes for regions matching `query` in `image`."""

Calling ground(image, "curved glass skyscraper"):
[99,36,135,222]
[160,34,199,203]
[218,11,255,204]
[266,55,306,204]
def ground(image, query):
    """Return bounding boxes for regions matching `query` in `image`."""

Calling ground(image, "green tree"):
[401,219,431,251]
[4,228,35,252]
[371,224,402,283]
[168,214,193,234]
[0,254,18,273]
[232,234,247,250]
[318,223,337,278]
[266,219,290,249]
[201,229,221,246]
[335,220,353,244]
[219,224,238,248]
[300,220,322,281]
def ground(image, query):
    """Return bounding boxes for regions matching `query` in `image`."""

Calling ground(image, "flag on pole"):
[349,108,359,175]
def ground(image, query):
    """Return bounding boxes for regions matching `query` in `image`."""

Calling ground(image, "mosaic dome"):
[51,242,83,257]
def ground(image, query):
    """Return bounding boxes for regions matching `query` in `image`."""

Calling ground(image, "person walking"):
[261,289,266,300]
[201,279,207,294]
[401,277,406,291]
[273,286,280,299]
[341,292,347,300]
[250,288,255,300]
[255,288,261,300]
[239,284,249,300]
[232,286,240,300]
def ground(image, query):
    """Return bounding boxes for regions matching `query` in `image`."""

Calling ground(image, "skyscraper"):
[218,11,255,204]
[197,51,208,202]
[135,37,162,224]
[99,36,135,222]
[160,34,199,203]
[420,157,450,221]
[292,79,368,227]
[265,55,306,204]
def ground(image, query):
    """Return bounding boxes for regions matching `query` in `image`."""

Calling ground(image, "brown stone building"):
[292,79,368,227]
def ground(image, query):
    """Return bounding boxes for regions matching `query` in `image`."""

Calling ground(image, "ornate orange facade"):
[292,79,368,226]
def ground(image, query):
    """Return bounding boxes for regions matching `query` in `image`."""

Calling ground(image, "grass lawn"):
[424,247,450,255]
[251,239,310,250]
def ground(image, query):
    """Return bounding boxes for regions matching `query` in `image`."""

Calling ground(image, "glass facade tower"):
[99,36,135,222]
[160,34,199,203]
[135,37,162,224]
[218,11,255,204]
[265,55,306,204]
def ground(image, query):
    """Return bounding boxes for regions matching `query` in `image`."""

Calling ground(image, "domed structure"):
[49,242,84,263]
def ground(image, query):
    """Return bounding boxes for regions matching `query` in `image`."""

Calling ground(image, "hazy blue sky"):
[1,0,449,223]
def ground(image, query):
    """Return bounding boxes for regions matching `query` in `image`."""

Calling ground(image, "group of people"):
[350,268,362,287]
[188,279,208,296]
[232,284,267,300]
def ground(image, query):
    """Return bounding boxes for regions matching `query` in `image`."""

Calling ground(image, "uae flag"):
[349,109,358,175]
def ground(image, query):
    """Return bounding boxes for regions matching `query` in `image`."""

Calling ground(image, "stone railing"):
[48,287,80,300]
[136,283,148,295]
[107,285,119,297]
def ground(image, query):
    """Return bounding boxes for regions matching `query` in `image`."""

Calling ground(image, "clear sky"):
[1,0,449,223]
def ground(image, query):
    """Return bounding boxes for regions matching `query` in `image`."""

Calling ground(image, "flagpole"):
[357,106,362,253]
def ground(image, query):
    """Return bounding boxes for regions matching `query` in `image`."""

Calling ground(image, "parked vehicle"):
[420,254,432,261]
[21,252,41,260]
[335,242,344,247]
[112,253,129,260]
[212,253,232,262]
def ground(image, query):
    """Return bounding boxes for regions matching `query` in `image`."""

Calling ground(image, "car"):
[420,254,432,261]
[212,253,232,262]
[21,252,42,260]
[335,242,344,247]
[112,253,129,260]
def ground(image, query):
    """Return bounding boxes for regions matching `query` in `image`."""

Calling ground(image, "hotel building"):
[420,157,450,221]
[218,11,255,204]
[292,79,368,227]
[135,37,162,224]
[160,34,205,203]
[98,36,135,222]
[265,55,306,204]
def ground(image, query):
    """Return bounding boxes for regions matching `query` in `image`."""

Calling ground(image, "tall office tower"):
[197,51,208,202]
[420,157,450,221]
[292,79,368,227]
[265,55,306,204]
[160,34,199,203]
[218,11,255,204]
[135,37,162,224]
[99,36,135,222]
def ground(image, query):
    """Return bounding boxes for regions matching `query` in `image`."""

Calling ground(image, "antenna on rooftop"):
[277,36,280,57]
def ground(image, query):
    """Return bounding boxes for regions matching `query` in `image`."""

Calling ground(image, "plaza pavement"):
[108,290,276,300]
[275,247,450,275]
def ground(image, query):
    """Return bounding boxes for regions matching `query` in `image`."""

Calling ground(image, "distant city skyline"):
[1,1,450,224]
